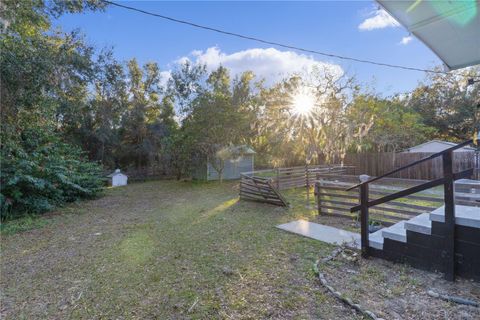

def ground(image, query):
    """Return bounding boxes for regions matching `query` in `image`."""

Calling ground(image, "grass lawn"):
[1,180,360,319]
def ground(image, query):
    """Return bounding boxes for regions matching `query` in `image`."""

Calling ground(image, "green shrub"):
[0,129,104,221]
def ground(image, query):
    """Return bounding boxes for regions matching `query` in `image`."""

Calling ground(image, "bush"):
[0,129,104,221]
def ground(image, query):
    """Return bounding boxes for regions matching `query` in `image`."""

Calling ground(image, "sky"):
[56,1,444,95]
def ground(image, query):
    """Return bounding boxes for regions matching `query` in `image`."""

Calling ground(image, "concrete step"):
[369,221,408,250]
[455,178,480,190]
[369,229,384,250]
[404,213,432,235]
[430,205,480,228]
[382,221,407,243]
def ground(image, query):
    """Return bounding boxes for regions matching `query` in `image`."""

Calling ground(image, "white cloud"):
[359,9,399,31]
[399,35,413,45]
[159,70,172,87]
[178,47,343,85]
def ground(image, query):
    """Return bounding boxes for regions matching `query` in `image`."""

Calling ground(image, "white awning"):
[378,0,480,70]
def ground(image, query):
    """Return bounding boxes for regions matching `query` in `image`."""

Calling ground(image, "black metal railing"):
[348,136,479,281]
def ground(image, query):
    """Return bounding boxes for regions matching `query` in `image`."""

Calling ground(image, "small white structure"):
[402,140,476,153]
[108,169,128,187]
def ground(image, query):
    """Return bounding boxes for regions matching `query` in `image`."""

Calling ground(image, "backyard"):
[2,1,480,319]
[2,180,479,319]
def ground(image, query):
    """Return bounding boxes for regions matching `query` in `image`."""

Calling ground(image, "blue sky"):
[56,1,443,95]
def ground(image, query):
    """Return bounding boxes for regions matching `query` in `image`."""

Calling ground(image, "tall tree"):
[407,66,480,141]
[348,94,435,153]
[0,0,106,219]
[119,59,163,168]
[258,71,370,166]
[183,66,247,181]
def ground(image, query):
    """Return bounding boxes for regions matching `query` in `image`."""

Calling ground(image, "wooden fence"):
[315,180,443,226]
[112,167,172,182]
[239,174,288,206]
[315,176,480,226]
[242,165,355,190]
[336,152,478,180]
[239,165,354,206]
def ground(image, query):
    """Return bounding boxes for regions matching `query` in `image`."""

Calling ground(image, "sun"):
[291,89,316,116]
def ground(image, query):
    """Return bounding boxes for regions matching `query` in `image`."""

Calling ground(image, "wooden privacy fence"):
[337,152,478,180]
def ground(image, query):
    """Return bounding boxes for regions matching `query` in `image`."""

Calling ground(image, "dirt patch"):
[316,213,360,233]
[312,213,480,319]
[316,243,480,320]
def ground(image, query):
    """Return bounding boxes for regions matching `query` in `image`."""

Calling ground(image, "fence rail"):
[336,152,478,180]
[242,165,355,190]
[315,175,480,223]
[239,174,288,206]
[315,180,443,226]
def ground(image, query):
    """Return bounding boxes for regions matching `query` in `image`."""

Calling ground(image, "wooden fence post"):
[305,164,310,207]
[316,179,322,216]
[276,168,280,190]
[358,174,370,258]
[473,149,480,180]
[443,150,456,281]
[360,183,370,258]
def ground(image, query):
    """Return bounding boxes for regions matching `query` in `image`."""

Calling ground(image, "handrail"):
[347,134,478,281]
[350,168,473,212]
[346,138,474,191]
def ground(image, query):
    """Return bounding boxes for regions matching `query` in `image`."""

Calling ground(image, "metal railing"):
[348,136,479,281]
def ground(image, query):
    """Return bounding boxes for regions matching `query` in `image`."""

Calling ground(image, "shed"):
[193,145,255,181]
[107,169,128,187]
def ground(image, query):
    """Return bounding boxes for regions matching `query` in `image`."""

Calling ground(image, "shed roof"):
[405,140,476,152]
[107,169,127,177]
[377,0,480,70]
[230,145,256,155]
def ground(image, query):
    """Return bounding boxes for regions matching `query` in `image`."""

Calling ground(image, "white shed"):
[108,169,128,187]
[402,140,476,153]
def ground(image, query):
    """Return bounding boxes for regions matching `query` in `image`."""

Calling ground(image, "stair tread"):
[456,192,480,200]
[405,213,432,235]
[430,205,480,228]
[455,179,480,187]
[382,221,407,243]
[369,229,384,250]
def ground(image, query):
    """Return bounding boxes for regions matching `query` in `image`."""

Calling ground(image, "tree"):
[57,50,128,167]
[119,59,165,168]
[0,0,105,219]
[258,71,370,166]
[169,60,207,115]
[348,94,435,153]
[162,129,192,180]
[183,66,247,181]
[407,66,480,141]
